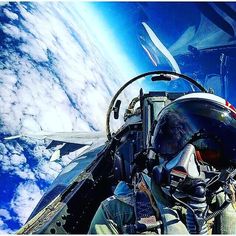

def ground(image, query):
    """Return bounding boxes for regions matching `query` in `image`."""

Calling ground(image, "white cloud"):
[3,8,18,20]
[0,229,12,234]
[1,2,138,137]
[0,209,11,221]
[2,23,21,39]
[11,154,26,166]
[20,41,48,62]
[0,217,14,234]
[0,2,139,233]
[15,167,36,180]
[0,0,138,183]
[0,143,7,156]
[30,144,52,160]
[10,181,43,225]
[0,143,36,180]
[35,159,62,182]
[0,3,9,7]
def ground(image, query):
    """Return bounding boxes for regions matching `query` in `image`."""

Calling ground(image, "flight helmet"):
[152,93,236,168]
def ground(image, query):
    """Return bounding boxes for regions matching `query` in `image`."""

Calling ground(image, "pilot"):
[88,93,236,234]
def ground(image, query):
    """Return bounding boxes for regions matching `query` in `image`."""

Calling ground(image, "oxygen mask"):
[153,143,236,234]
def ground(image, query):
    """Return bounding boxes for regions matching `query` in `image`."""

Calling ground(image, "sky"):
[0,2,141,233]
[0,1,236,234]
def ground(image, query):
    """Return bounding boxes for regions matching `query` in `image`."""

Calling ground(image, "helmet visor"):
[152,99,236,167]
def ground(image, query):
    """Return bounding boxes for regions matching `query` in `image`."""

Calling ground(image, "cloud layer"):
[0,2,138,232]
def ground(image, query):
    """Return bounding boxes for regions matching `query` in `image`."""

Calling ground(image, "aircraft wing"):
[4,131,106,144]
[4,131,107,161]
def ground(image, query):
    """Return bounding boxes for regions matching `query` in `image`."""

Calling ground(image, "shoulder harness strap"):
[123,173,162,234]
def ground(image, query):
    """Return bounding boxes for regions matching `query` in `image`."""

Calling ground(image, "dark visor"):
[152,99,236,167]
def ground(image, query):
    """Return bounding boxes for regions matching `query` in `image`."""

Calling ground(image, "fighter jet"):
[5,63,236,234]
[5,3,236,233]
[6,70,209,234]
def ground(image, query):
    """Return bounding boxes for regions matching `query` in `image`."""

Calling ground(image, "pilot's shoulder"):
[102,181,135,208]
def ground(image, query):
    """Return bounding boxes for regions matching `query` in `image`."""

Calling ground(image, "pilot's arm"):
[88,203,117,234]
[88,195,135,234]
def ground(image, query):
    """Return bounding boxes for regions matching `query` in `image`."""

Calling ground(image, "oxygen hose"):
[187,181,208,234]
[172,185,232,234]
[186,201,208,234]
[172,180,208,234]
[172,194,208,234]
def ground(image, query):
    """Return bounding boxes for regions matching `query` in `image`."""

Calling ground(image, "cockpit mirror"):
[151,74,172,82]
[113,100,121,119]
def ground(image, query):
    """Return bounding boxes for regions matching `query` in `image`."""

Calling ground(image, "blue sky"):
[0,2,236,234]
[81,2,235,70]
[91,2,236,101]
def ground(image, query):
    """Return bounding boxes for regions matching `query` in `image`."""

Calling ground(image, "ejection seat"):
[112,90,187,184]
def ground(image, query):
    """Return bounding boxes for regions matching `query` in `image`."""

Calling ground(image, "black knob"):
[194,185,206,198]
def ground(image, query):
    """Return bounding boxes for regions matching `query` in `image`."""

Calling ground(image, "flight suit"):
[88,175,236,234]
[88,176,189,234]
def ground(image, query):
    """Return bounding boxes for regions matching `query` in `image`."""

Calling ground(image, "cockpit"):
[18,71,211,234]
